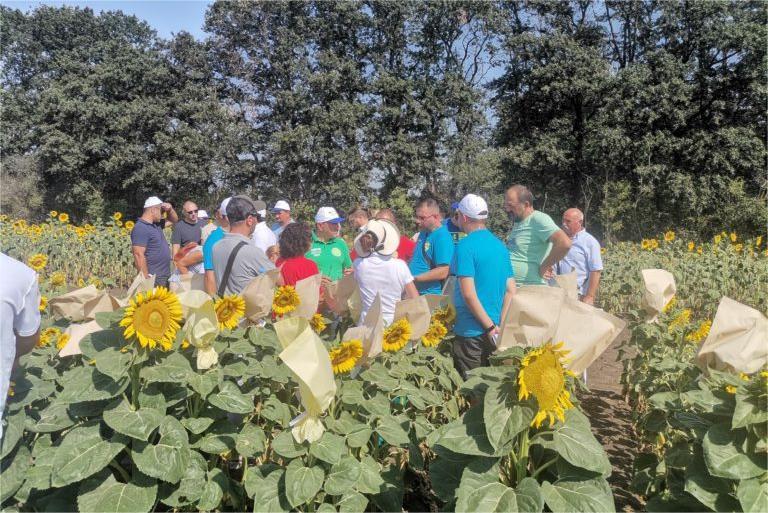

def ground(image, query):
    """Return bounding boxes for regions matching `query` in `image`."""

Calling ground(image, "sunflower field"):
[0,215,767,512]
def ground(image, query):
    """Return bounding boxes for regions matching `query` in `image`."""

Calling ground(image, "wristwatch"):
[483,324,496,334]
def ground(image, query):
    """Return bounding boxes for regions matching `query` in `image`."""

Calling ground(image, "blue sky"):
[1,0,212,39]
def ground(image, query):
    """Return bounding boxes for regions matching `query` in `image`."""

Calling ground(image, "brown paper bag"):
[697,297,768,374]
[58,320,103,357]
[424,294,450,314]
[360,294,384,362]
[552,296,626,373]
[326,273,358,314]
[242,269,280,322]
[82,292,121,321]
[171,273,206,294]
[348,287,363,324]
[290,274,322,320]
[553,271,579,300]
[117,273,156,307]
[641,269,676,322]
[49,285,102,322]
[497,286,566,350]
[393,296,431,340]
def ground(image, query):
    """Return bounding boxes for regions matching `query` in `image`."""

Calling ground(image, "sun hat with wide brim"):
[354,219,400,258]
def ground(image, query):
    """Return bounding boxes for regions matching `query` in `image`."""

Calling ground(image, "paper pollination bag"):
[170,273,206,294]
[424,294,450,314]
[325,273,358,314]
[116,273,156,307]
[553,271,579,300]
[289,274,322,320]
[552,296,626,374]
[82,292,122,322]
[358,294,384,363]
[497,286,566,351]
[274,317,337,443]
[441,276,457,300]
[58,320,103,357]
[242,269,281,323]
[641,269,676,322]
[393,295,431,340]
[49,285,102,322]
[697,297,768,375]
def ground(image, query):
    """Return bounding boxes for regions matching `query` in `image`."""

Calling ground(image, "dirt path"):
[580,335,645,512]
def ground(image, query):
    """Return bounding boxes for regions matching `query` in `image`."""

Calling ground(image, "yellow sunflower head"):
[662,296,677,314]
[382,318,411,352]
[58,212,69,223]
[664,230,675,242]
[125,220,135,231]
[668,309,691,332]
[214,294,245,330]
[725,385,737,394]
[38,327,62,347]
[56,333,70,351]
[433,304,456,328]
[329,339,363,375]
[421,320,447,348]
[684,319,711,344]
[272,285,300,316]
[687,241,695,252]
[27,253,48,272]
[112,212,122,221]
[77,278,86,288]
[730,232,737,243]
[49,210,58,218]
[39,295,48,312]
[310,313,327,333]
[119,287,183,351]
[518,341,576,429]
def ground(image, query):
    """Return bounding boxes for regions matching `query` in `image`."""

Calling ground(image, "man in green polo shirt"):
[306,206,352,281]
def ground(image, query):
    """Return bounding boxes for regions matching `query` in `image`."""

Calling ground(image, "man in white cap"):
[130,196,178,288]
[270,200,294,238]
[306,207,351,281]
[203,197,231,295]
[251,200,278,254]
[449,193,516,379]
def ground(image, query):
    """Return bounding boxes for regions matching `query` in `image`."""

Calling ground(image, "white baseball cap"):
[271,200,290,213]
[457,194,489,220]
[219,197,232,217]
[315,207,344,224]
[198,210,209,219]
[144,196,163,208]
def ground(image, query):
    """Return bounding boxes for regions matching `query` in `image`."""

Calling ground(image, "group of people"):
[127,184,603,377]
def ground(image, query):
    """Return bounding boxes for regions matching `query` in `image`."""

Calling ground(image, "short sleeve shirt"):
[556,230,603,296]
[306,233,352,281]
[353,254,414,325]
[0,253,41,438]
[450,230,514,337]
[409,224,454,295]
[203,226,225,271]
[171,219,204,247]
[130,219,172,283]
[506,211,560,285]
[278,256,319,287]
[212,233,276,295]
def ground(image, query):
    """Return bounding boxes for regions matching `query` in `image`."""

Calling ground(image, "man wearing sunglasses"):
[171,200,205,257]
[409,197,454,295]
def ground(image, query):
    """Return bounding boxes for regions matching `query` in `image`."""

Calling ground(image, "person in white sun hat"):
[352,219,419,324]
[307,207,352,282]
[270,200,294,239]
[129,196,178,288]
[449,193,516,379]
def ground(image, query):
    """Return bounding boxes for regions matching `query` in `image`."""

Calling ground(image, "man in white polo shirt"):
[251,200,278,254]
[270,200,294,238]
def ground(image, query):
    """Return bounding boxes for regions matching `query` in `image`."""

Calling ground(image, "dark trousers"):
[451,334,495,380]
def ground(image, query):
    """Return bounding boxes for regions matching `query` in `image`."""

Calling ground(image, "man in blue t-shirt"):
[130,196,179,288]
[449,194,516,379]
[409,198,454,295]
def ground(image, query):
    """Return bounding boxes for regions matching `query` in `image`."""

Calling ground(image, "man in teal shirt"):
[306,206,352,281]
[409,198,454,295]
[504,185,572,285]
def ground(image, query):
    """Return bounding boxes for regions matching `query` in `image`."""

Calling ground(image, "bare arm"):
[132,245,149,278]
[582,271,601,305]
[458,277,496,334]
[204,270,217,296]
[161,203,179,228]
[499,277,517,327]
[13,329,40,372]
[403,281,419,299]
[171,244,180,258]
[540,230,572,278]
[415,265,449,283]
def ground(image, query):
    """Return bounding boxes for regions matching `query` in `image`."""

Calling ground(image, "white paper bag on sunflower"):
[171,273,206,294]
[424,294,450,314]
[288,274,322,320]
[497,286,566,351]
[178,290,220,369]
[58,320,103,357]
[641,269,676,322]
[242,269,280,323]
[274,317,337,443]
[116,273,156,307]
[359,294,384,364]
[82,292,122,321]
[696,297,768,375]
[393,296,431,341]
[553,271,579,300]
[552,295,627,374]
[49,284,102,322]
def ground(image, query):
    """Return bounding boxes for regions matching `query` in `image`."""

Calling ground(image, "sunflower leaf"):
[77,469,157,513]
[535,409,612,476]
[50,423,126,487]
[131,416,191,484]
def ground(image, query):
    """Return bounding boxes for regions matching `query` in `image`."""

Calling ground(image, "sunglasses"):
[185,209,199,215]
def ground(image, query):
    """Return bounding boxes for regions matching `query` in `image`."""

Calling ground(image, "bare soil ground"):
[580,334,645,512]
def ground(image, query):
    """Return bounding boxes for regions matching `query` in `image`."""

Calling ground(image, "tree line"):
[2,0,765,240]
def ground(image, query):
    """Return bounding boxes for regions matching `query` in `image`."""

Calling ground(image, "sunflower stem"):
[129,358,140,409]
[514,427,531,485]
[531,456,558,479]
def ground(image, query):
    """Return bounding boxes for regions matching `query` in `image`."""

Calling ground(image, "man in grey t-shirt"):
[171,200,204,256]
[212,195,275,295]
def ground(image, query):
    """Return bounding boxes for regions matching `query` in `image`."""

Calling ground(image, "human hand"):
[343,268,353,276]
[539,264,554,280]
[161,202,172,212]
[581,295,595,306]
